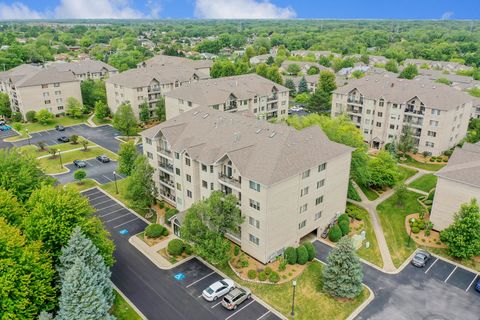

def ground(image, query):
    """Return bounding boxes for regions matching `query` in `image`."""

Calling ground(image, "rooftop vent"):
[255,128,262,134]
[233,132,241,142]
[202,113,209,119]
[269,132,276,138]
[193,111,199,116]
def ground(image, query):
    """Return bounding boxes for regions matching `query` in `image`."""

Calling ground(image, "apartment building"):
[290,50,340,59]
[140,106,352,263]
[49,60,118,81]
[164,74,290,120]
[137,54,212,76]
[430,143,480,230]
[0,64,82,118]
[404,59,473,72]
[106,66,210,119]
[280,60,329,75]
[331,75,474,156]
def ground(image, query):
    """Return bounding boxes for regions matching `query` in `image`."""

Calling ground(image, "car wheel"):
[233,305,237,310]
[213,296,217,301]
[247,294,251,299]
[229,287,234,291]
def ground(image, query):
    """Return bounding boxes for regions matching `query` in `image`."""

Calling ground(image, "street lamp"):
[58,150,63,168]
[291,279,297,318]
[408,218,415,245]
[113,171,119,194]
[25,128,30,145]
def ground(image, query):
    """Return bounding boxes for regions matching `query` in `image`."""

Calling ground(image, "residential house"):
[284,75,319,93]
[249,54,274,65]
[280,60,329,75]
[404,59,473,73]
[290,50,340,59]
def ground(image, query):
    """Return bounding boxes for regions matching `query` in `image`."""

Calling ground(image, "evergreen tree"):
[118,141,138,176]
[298,76,309,94]
[38,311,53,320]
[322,237,363,299]
[125,155,157,210]
[284,78,296,96]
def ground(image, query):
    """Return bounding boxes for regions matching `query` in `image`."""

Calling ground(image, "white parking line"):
[444,266,457,282]
[89,194,108,201]
[94,199,113,206]
[105,213,131,223]
[466,275,478,292]
[102,175,113,182]
[86,192,102,198]
[186,272,215,288]
[96,203,118,212]
[257,311,271,320]
[100,208,126,218]
[425,258,438,274]
[211,301,222,309]
[113,217,139,228]
[224,300,255,320]
[197,294,203,299]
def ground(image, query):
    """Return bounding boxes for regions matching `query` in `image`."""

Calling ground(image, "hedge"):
[284,247,297,264]
[339,219,350,236]
[264,266,272,275]
[258,271,267,281]
[296,245,308,265]
[303,242,316,261]
[269,271,280,283]
[247,269,257,279]
[328,224,342,242]
[167,239,184,256]
[338,213,350,224]
[145,224,165,238]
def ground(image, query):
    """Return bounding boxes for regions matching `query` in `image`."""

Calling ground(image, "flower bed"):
[405,213,446,248]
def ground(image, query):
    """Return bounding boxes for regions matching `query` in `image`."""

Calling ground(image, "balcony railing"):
[218,173,241,189]
[404,109,425,116]
[159,162,173,173]
[159,175,175,188]
[347,97,364,105]
[148,86,160,93]
[159,191,176,203]
[347,107,362,114]
[157,147,172,158]
[267,94,278,102]
[225,101,237,111]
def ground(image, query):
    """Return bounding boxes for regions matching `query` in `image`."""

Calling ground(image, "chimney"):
[390,83,394,88]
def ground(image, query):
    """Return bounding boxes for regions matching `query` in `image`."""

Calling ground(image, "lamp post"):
[113,171,119,194]
[408,218,415,246]
[291,279,297,318]
[25,128,30,145]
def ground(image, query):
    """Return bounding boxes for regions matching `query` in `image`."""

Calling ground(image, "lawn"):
[64,179,99,192]
[397,165,418,183]
[376,190,423,267]
[110,290,142,320]
[218,261,369,320]
[348,203,383,268]
[408,173,438,193]
[37,145,118,174]
[347,181,361,201]
[92,117,112,126]
[17,136,88,157]
[399,155,446,171]
[356,182,379,201]
[422,247,480,273]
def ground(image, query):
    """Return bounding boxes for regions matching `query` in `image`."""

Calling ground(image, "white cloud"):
[0,2,45,19]
[441,11,453,20]
[194,0,296,19]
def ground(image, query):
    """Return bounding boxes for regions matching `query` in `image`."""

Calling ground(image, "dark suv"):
[57,136,69,143]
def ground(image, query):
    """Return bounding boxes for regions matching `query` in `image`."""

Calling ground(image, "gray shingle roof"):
[334,74,474,110]
[141,106,352,186]
[49,60,117,74]
[164,74,289,107]
[0,64,78,87]
[139,54,213,70]
[435,143,480,188]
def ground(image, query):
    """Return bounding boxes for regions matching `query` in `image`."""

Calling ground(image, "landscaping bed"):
[405,213,445,248]
[158,247,190,264]
[63,179,99,192]
[399,154,446,171]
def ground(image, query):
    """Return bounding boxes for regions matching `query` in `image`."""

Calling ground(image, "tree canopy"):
[113,103,138,137]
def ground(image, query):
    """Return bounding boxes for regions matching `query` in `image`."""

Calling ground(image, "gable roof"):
[139,54,213,70]
[435,143,480,188]
[141,106,352,186]
[49,60,117,74]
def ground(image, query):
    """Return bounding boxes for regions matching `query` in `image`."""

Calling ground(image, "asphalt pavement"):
[313,240,480,320]
[0,129,16,148]
[54,158,124,185]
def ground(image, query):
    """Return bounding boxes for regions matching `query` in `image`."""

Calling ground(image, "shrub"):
[424,200,433,205]
[11,112,22,122]
[240,259,249,268]
[233,245,240,256]
[25,111,36,122]
[184,243,193,255]
[296,245,308,265]
[264,266,272,275]
[304,242,316,261]
[338,213,350,224]
[162,228,169,236]
[425,229,431,236]
[258,271,267,281]
[339,220,350,236]
[278,259,287,271]
[284,247,297,264]
[167,239,184,256]
[427,190,435,201]
[411,226,420,234]
[436,159,442,162]
[145,224,164,238]
[328,224,342,242]
[247,269,257,279]
[418,221,426,230]
[269,271,280,283]
[159,201,165,209]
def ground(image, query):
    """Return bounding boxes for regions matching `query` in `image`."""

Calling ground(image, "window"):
[137,88,143,92]
[249,234,259,245]
[44,100,51,104]
[317,179,325,189]
[366,109,371,115]
[393,103,398,108]
[185,157,191,166]
[429,120,439,127]
[57,106,64,110]
[377,112,383,117]
[187,190,192,198]
[376,122,382,127]
[175,168,180,176]
[249,217,260,229]
[315,196,324,205]
[186,174,191,182]
[298,220,307,229]
[249,180,261,192]
[54,82,60,87]
[302,169,310,179]
[315,211,322,221]
[56,97,62,103]
[389,124,395,129]
[249,199,260,210]
[318,163,326,172]
[43,92,49,97]
[427,131,437,137]
[147,152,153,159]
[55,90,61,95]
[42,84,48,89]
[176,183,182,191]
[210,183,214,190]
[431,109,441,116]
[202,180,207,188]
[379,99,384,107]
[145,138,152,145]
[425,141,435,147]
[299,203,308,214]
[175,152,180,159]
[201,164,207,172]
[210,166,213,173]
[300,187,309,197]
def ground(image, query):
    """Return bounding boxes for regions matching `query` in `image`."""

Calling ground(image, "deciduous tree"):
[0,92,11,117]
[36,109,54,124]
[94,101,110,122]
[125,155,157,210]
[113,103,138,137]
[118,141,137,175]
[139,102,150,123]
[155,97,166,122]
[66,97,83,118]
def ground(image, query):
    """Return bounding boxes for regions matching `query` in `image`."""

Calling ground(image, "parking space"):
[55,158,124,185]
[425,257,480,294]
[0,129,17,140]
[171,259,281,320]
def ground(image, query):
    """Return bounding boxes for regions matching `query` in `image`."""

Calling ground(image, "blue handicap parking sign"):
[119,229,129,235]
[174,273,185,281]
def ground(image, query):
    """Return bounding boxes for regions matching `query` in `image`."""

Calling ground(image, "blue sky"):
[0,0,478,20]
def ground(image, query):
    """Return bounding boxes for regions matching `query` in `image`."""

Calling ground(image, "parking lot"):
[55,158,124,185]
[0,129,16,148]
[82,187,283,320]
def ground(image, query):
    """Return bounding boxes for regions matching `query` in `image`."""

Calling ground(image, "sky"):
[0,0,479,20]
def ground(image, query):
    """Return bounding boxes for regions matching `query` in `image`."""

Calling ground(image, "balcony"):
[159,162,173,173]
[404,108,425,116]
[159,175,175,188]
[218,173,241,189]
[347,106,363,114]
[225,101,237,111]
[267,95,278,102]
[148,86,160,93]
[159,191,176,204]
[267,103,278,112]
[157,146,173,158]
[347,96,364,105]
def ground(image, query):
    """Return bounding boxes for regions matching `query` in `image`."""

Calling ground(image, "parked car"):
[73,160,87,168]
[0,120,6,126]
[96,155,110,163]
[221,287,251,310]
[57,136,69,143]
[475,279,480,293]
[0,125,11,131]
[202,279,235,302]
[411,250,431,268]
[55,125,65,131]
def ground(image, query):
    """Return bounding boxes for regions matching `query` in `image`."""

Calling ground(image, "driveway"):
[313,241,480,320]
[54,159,125,185]
[0,129,16,149]
[81,188,282,320]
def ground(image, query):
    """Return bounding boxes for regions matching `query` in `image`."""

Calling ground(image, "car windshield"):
[415,254,425,261]
[220,280,227,286]
[205,287,214,294]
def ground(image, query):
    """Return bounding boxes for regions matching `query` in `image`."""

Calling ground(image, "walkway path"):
[87,114,97,127]
[350,165,429,272]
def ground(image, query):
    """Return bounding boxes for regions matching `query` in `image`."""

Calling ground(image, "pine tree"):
[38,311,53,320]
[322,237,363,299]
[57,227,114,307]
[284,78,296,96]
[298,76,309,94]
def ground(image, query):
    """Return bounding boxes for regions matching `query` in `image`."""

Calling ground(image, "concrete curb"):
[111,282,148,320]
[346,285,375,320]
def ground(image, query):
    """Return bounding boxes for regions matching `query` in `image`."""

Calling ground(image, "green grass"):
[357,182,379,201]
[37,146,118,174]
[376,190,423,267]
[92,117,112,126]
[347,181,361,201]
[348,203,383,268]
[218,261,369,320]
[399,155,446,171]
[408,173,438,193]
[397,165,418,184]
[64,179,99,192]
[110,290,142,320]
[18,137,89,157]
